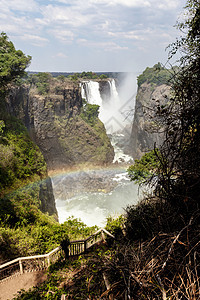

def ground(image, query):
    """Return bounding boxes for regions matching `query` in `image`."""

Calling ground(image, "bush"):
[127,149,159,184]
[137,63,173,87]
[80,103,100,125]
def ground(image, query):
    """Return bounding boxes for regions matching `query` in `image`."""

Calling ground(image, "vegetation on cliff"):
[25,72,114,167]
[67,71,108,81]
[137,62,175,88]
[0,32,31,89]
[0,117,46,193]
[0,33,113,263]
[0,35,97,263]
[127,149,159,183]
[0,115,97,261]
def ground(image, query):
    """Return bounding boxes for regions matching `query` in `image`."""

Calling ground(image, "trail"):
[0,271,47,300]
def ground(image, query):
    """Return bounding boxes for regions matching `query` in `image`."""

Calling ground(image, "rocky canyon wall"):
[6,78,114,171]
[129,81,171,159]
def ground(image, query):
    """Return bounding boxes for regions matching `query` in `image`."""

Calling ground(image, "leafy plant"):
[80,103,100,125]
[0,32,31,89]
[137,62,173,87]
[127,149,159,184]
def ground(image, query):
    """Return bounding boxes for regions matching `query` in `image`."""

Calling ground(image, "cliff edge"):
[7,76,114,170]
[129,64,172,159]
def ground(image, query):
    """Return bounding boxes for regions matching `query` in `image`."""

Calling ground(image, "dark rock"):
[129,82,171,159]
[6,80,114,170]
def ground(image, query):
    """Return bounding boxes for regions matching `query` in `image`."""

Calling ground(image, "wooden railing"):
[69,228,114,256]
[0,228,114,282]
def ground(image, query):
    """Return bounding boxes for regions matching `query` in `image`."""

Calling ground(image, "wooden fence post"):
[101,230,105,241]
[84,240,87,253]
[19,260,23,275]
[47,255,50,267]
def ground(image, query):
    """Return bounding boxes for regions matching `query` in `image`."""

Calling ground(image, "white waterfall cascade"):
[81,81,103,106]
[80,78,134,163]
[109,79,119,102]
[81,79,123,133]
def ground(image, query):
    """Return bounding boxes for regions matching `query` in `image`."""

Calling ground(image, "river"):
[52,134,141,227]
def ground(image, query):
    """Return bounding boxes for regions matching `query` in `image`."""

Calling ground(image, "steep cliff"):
[7,77,114,170]
[0,109,57,220]
[129,74,171,159]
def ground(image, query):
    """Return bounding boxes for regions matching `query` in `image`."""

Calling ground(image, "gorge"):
[53,75,139,226]
[2,69,171,227]
[0,64,172,264]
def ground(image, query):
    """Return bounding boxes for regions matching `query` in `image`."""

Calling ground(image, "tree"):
[128,0,200,221]
[0,32,31,89]
[151,0,200,214]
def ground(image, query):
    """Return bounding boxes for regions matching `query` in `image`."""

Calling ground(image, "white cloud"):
[40,5,93,27]
[0,0,38,12]
[78,39,128,51]
[49,29,75,43]
[89,0,151,8]
[53,52,68,58]
[108,30,146,41]
[154,0,181,10]
[20,34,48,42]
[19,34,49,47]
[0,0,185,71]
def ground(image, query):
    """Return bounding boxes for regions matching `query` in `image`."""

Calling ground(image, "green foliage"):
[0,119,5,136]
[68,73,79,81]
[99,74,108,79]
[124,202,163,241]
[28,72,52,95]
[105,215,124,237]
[152,0,200,211]
[127,149,159,183]
[169,0,200,60]
[80,103,100,125]
[0,117,46,192]
[62,216,98,240]
[0,32,31,89]
[137,63,172,87]
[68,71,108,81]
[0,211,97,260]
[0,214,60,259]
[56,74,66,82]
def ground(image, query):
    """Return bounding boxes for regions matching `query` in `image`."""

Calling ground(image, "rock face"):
[129,82,171,159]
[98,80,111,102]
[39,177,57,217]
[7,79,114,170]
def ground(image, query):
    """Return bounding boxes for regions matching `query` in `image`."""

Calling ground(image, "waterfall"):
[109,79,119,101]
[80,78,134,163]
[81,81,103,106]
[81,79,122,133]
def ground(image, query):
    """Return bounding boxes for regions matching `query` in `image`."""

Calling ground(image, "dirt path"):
[0,271,47,300]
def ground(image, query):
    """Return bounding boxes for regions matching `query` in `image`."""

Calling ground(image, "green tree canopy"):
[0,32,31,88]
[150,0,200,212]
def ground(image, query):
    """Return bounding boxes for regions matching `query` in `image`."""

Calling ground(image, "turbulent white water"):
[111,134,133,163]
[53,168,141,227]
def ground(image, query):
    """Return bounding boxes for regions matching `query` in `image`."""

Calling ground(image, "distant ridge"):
[27,71,134,79]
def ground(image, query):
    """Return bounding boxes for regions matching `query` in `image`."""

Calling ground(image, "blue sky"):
[0,0,186,72]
